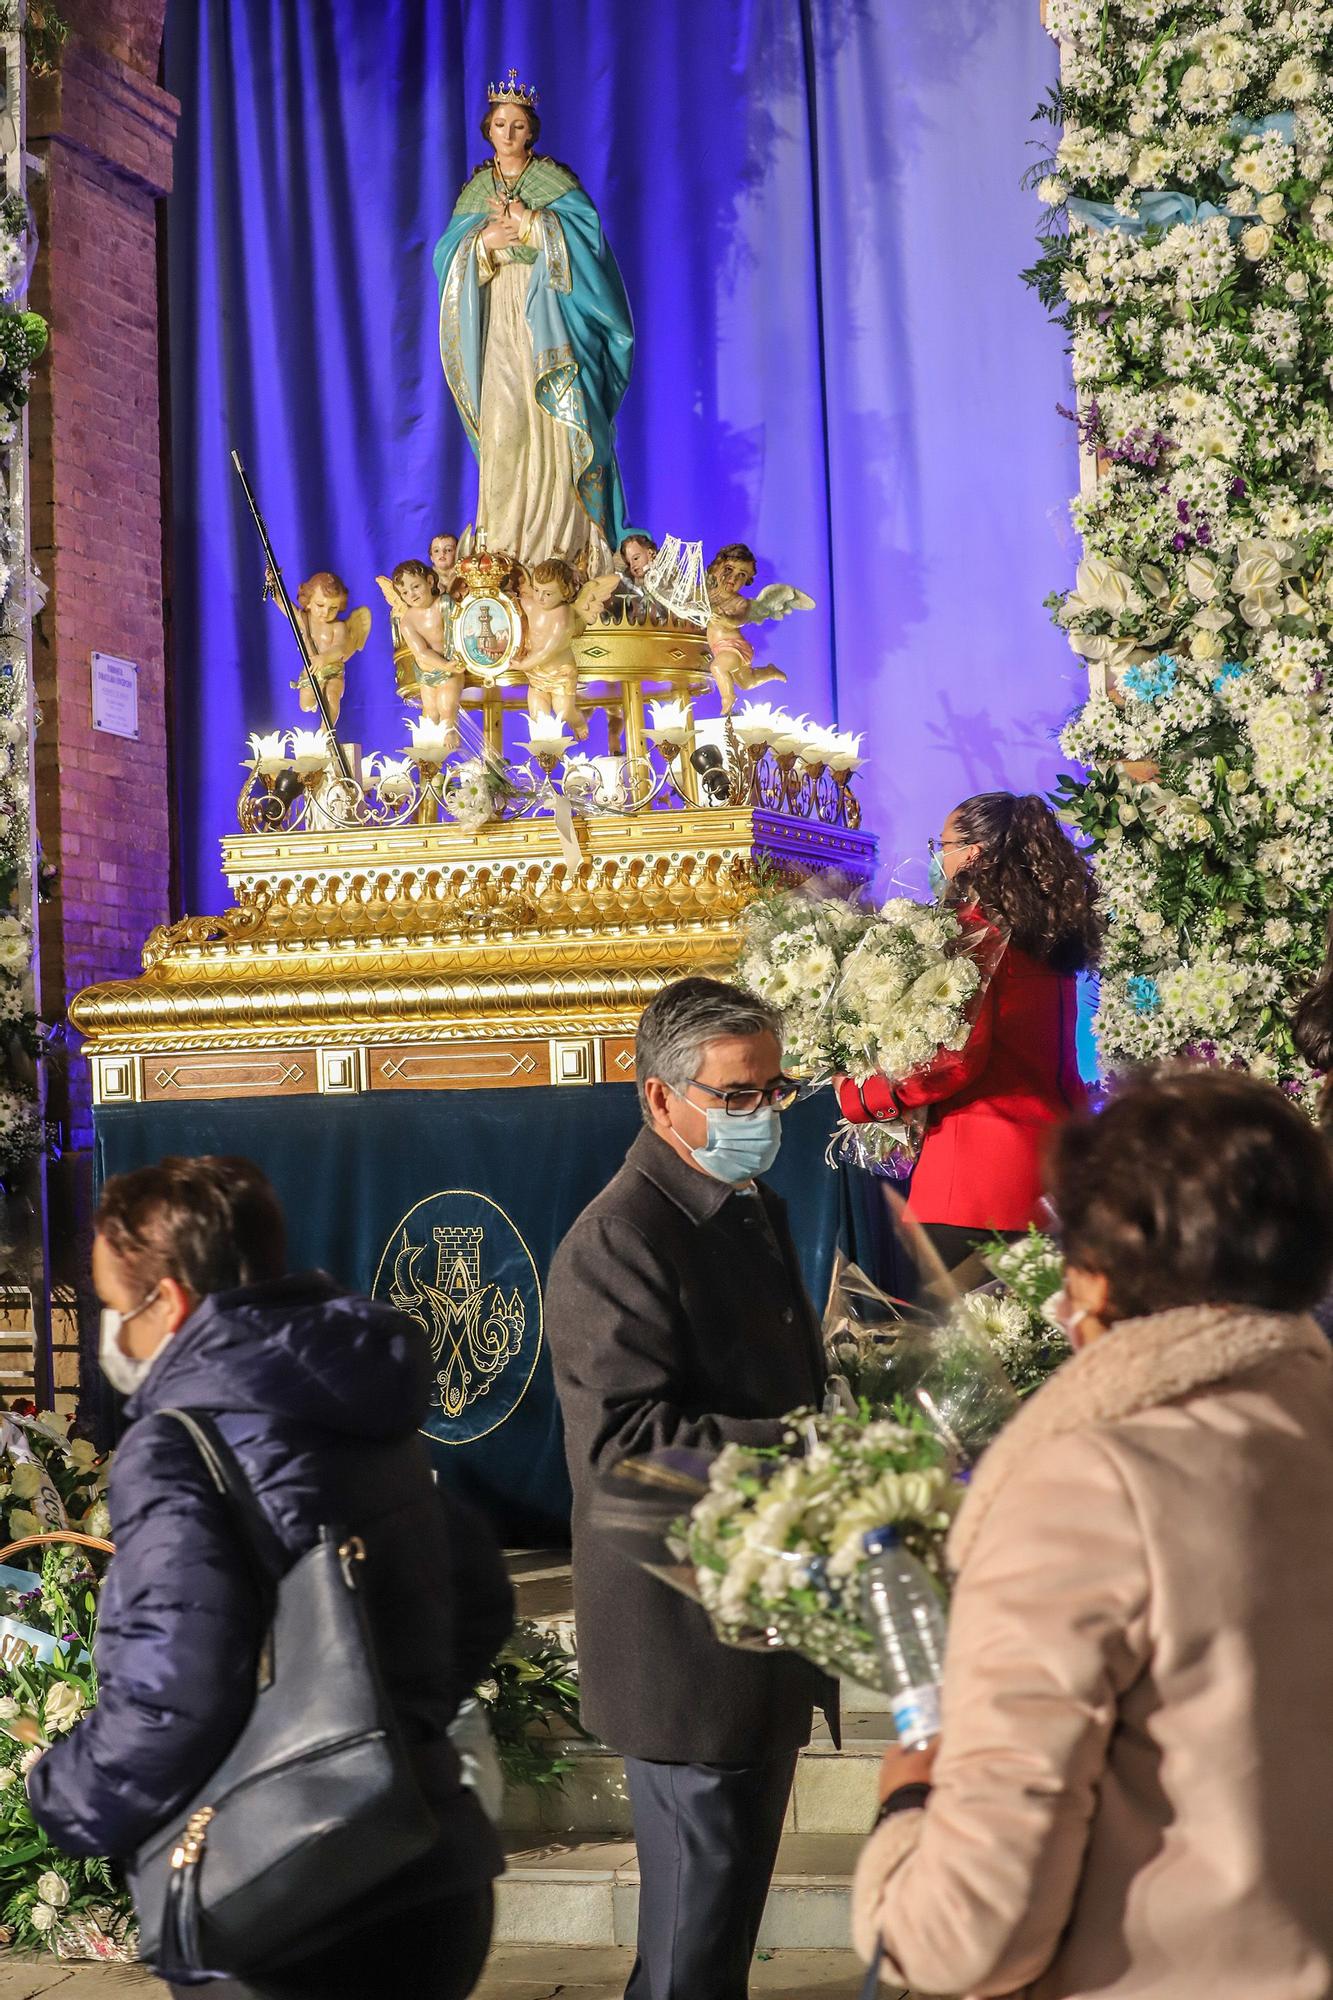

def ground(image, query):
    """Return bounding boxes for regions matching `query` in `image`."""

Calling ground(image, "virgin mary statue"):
[434,72,634,571]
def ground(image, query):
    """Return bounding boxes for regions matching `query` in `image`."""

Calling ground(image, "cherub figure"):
[615,531,665,626]
[289,571,370,729]
[376,559,464,747]
[705,542,812,714]
[516,558,620,740]
[430,531,460,597]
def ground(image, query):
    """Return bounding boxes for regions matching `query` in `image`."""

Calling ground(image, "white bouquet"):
[740,885,1003,1173]
[953,1229,1071,1398]
[674,1407,961,1690]
[737,886,875,1076]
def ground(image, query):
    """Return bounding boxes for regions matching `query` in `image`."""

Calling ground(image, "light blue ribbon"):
[1068,191,1237,237]
[1229,112,1297,145]
[1068,116,1299,239]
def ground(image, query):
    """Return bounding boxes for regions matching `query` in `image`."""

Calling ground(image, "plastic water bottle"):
[860,1525,948,1748]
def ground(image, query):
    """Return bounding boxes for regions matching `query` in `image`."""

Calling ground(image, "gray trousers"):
[623,1750,800,2000]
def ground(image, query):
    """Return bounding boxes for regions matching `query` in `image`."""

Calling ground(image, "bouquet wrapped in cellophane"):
[667,1405,960,1691]
[617,1236,1071,1693]
[738,885,1006,1174]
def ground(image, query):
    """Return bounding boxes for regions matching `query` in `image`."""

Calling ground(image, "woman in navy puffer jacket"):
[25,1156,511,2000]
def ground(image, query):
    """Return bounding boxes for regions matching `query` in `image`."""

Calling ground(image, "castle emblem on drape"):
[373,1190,543,1444]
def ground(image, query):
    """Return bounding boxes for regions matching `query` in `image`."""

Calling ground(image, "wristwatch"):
[871,1781,932,1830]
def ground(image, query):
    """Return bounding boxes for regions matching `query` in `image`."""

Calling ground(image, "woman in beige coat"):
[853,1069,1333,2000]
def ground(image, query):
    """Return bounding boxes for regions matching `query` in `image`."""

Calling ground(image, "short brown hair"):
[1050,1071,1333,1319]
[707,543,757,580]
[297,571,348,611]
[392,558,438,597]
[96,1156,287,1299]
[530,557,580,601]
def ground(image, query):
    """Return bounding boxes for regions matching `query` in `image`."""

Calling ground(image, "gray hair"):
[634,977,781,1124]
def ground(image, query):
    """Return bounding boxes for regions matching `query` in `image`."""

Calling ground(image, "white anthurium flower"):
[1236,538,1297,571]
[245,730,290,776]
[1193,602,1236,632]
[287,728,329,777]
[1185,553,1220,601]
[1070,554,1139,618]
[729,701,790,748]
[1232,553,1288,601]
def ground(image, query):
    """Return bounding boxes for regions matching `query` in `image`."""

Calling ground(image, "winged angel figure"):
[289,572,371,729]
[516,559,621,739]
[705,544,813,713]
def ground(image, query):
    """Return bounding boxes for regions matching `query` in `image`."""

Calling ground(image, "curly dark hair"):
[948,791,1102,975]
[1050,1070,1333,1319]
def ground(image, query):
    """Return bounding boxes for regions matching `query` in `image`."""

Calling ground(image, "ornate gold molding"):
[74,809,877,1094]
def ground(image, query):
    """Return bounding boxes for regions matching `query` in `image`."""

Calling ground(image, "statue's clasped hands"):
[483,196,530,251]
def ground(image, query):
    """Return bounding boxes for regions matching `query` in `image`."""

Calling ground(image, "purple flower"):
[1230,477,1247,498]
[1196,523,1212,545]
[1177,499,1192,523]
[1172,532,1189,551]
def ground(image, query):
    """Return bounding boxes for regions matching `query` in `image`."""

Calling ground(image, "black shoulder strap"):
[161,1407,289,1583]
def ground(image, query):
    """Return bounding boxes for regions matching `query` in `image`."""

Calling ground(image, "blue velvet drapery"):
[165,0,1077,911]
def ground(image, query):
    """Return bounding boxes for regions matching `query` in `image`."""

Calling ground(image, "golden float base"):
[72,807,875,1106]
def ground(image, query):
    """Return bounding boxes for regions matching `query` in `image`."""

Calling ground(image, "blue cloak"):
[434,157,634,550]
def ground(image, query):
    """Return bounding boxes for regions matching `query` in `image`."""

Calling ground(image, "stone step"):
[505,1710,888,1842]
[476,1945,875,1999]
[496,1832,864,1951]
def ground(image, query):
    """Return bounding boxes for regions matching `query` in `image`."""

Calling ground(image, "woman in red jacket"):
[838,791,1101,1271]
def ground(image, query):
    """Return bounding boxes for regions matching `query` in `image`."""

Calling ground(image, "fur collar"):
[949,1303,1329,1571]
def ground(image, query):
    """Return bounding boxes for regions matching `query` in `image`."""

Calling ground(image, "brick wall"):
[27,1,176,1153]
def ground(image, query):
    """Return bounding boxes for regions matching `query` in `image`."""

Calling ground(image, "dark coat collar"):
[627,1126,761,1224]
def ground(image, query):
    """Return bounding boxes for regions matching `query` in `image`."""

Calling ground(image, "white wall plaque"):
[91,651,140,740]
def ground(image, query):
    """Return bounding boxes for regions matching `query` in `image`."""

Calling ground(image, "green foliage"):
[475,1620,585,1794]
[0,1551,134,1956]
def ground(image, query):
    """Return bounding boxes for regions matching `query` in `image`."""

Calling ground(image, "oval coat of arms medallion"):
[372,1189,543,1445]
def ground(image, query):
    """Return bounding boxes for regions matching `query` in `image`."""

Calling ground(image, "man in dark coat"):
[545,977,832,2000]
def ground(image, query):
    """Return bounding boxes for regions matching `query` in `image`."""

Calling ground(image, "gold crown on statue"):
[458,547,515,594]
[488,68,538,109]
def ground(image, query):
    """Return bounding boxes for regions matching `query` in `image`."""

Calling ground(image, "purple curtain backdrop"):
[164,0,1078,912]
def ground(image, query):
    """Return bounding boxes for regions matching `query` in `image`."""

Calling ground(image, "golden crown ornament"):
[487,68,538,109]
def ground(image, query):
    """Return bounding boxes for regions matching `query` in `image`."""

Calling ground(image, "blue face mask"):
[928,849,949,900]
[679,1101,782,1184]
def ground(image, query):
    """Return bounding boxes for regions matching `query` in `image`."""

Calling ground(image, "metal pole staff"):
[230,450,353,785]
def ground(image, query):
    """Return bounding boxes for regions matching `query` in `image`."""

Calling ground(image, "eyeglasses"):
[681,1076,804,1116]
[927,836,971,855]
